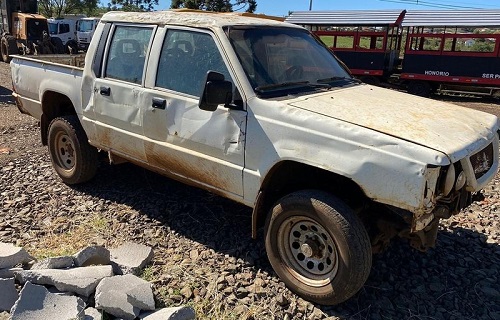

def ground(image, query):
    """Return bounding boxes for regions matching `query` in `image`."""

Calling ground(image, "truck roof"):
[100,10,292,29]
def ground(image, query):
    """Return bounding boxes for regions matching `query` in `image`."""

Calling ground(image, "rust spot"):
[144,141,229,191]
[97,127,146,161]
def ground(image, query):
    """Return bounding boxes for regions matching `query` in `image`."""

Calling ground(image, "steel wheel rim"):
[54,131,76,170]
[277,215,339,287]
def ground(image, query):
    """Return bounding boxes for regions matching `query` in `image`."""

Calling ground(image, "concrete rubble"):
[110,242,154,275]
[95,274,154,320]
[0,242,33,269]
[0,278,18,312]
[139,306,197,320]
[10,282,85,320]
[0,241,196,320]
[15,265,114,296]
[31,255,74,270]
[84,307,102,320]
[74,246,110,267]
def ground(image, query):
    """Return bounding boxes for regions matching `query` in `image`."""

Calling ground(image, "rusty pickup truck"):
[10,10,499,305]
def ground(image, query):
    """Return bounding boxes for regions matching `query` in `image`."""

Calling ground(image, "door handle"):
[99,86,110,96]
[152,97,166,110]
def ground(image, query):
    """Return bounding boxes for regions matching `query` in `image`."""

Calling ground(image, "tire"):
[47,115,98,184]
[50,37,65,54]
[67,40,78,54]
[407,81,431,97]
[265,190,372,305]
[1,35,18,62]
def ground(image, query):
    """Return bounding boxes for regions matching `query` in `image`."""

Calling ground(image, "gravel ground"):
[1,61,499,320]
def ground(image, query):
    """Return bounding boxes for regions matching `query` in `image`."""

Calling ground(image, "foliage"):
[108,0,158,11]
[39,0,99,18]
[170,0,257,13]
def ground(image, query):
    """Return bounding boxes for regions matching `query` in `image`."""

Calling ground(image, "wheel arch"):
[251,160,369,238]
[40,91,77,145]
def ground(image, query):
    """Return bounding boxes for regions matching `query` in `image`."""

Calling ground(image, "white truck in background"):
[48,15,85,53]
[76,17,100,51]
[10,10,499,305]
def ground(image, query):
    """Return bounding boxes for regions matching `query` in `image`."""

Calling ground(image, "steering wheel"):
[283,65,304,81]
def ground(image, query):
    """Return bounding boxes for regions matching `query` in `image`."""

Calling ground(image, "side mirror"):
[199,71,232,112]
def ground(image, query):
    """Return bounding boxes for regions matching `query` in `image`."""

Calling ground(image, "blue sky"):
[156,0,500,16]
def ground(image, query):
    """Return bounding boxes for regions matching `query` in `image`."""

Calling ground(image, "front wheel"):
[47,115,98,184]
[265,190,372,305]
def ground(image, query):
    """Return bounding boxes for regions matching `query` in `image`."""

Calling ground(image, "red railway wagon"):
[286,9,500,97]
[401,10,500,97]
[285,10,406,85]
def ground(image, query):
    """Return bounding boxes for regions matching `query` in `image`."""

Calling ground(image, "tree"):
[171,0,257,13]
[39,0,99,18]
[108,0,158,11]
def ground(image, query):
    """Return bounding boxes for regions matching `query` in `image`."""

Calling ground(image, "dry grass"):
[24,213,112,259]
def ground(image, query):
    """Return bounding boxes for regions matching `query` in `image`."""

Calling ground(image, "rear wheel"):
[47,115,98,184]
[407,81,431,97]
[265,190,372,305]
[0,36,15,63]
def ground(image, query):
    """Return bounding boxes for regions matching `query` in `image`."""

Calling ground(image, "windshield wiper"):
[255,81,311,92]
[255,81,333,92]
[317,76,361,84]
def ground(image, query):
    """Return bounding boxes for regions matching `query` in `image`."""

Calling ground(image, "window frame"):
[149,26,236,98]
[101,23,157,85]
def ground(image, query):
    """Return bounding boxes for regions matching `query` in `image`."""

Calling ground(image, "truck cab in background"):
[76,17,99,51]
[48,15,84,53]
[0,0,51,62]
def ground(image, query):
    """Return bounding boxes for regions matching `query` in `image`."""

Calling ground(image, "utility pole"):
[309,0,313,10]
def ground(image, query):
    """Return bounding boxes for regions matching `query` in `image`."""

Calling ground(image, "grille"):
[470,143,494,179]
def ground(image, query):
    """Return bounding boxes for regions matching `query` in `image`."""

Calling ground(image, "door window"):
[105,26,153,84]
[156,30,231,96]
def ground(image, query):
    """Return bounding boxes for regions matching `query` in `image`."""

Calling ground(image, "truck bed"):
[11,54,85,120]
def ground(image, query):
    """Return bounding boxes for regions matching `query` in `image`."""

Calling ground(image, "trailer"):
[286,9,500,97]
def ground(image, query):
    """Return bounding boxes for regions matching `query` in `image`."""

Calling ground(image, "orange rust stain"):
[143,141,229,191]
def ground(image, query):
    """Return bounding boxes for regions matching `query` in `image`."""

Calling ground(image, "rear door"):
[92,24,155,162]
[142,27,247,198]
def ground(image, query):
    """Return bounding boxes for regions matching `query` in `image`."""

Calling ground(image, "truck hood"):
[288,85,498,163]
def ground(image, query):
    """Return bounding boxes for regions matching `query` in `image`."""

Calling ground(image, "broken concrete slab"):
[10,282,85,320]
[139,306,196,320]
[110,242,153,275]
[15,265,113,297]
[84,307,102,320]
[0,267,23,279]
[74,246,110,267]
[95,274,154,319]
[124,276,155,311]
[0,242,33,269]
[0,278,18,312]
[31,256,74,270]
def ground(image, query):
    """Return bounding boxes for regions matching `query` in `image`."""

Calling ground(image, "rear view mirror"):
[199,71,233,112]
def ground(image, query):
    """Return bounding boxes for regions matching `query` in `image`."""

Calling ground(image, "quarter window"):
[105,26,153,84]
[156,30,231,96]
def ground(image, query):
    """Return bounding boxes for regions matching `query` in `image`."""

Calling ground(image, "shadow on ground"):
[0,86,13,104]
[75,162,499,320]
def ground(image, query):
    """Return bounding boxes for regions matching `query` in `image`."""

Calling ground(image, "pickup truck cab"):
[11,10,499,305]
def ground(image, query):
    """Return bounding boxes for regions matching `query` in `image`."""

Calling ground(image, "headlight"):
[442,164,455,196]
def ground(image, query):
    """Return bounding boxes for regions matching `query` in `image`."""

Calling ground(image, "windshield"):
[27,19,48,40]
[78,20,94,32]
[227,26,355,97]
[48,22,57,35]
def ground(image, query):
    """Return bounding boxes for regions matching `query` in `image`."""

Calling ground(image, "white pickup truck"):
[10,10,499,305]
